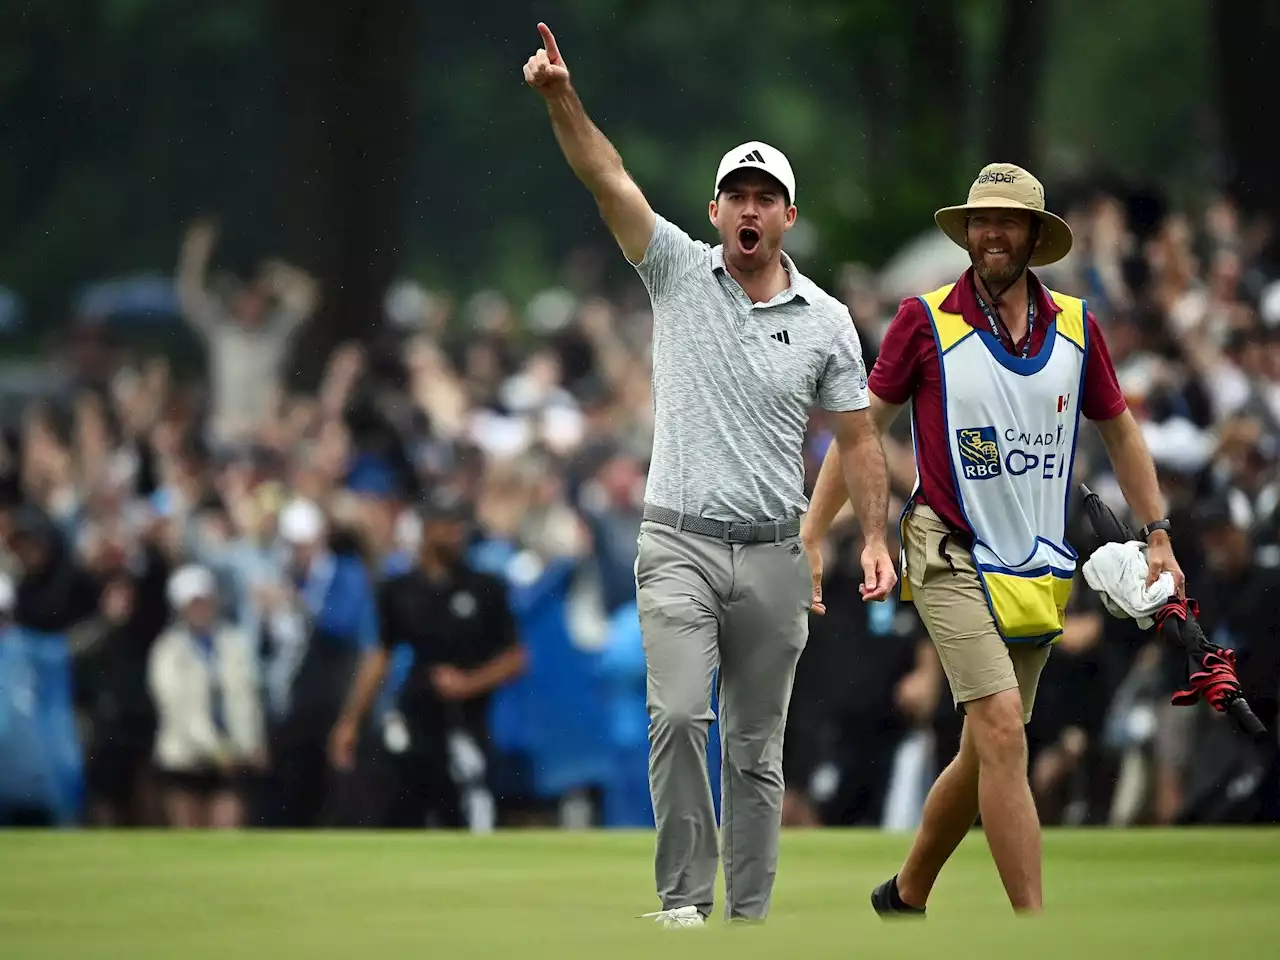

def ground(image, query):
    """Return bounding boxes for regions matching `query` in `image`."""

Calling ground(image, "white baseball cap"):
[279,498,326,546]
[167,565,217,610]
[713,141,796,205]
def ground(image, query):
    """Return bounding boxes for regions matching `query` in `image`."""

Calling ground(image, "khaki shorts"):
[903,504,1050,723]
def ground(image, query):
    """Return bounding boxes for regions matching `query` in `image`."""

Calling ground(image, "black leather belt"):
[642,504,802,544]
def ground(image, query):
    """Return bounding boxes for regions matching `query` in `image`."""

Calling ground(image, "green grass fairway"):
[2,829,1278,959]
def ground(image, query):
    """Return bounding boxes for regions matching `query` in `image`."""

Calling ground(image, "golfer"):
[524,22,895,927]
[803,163,1185,915]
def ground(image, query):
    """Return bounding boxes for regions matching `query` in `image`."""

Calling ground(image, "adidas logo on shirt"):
[770,330,791,345]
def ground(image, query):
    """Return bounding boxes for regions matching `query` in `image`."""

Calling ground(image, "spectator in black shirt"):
[73,521,173,827]
[72,575,154,826]
[1174,496,1280,823]
[328,488,526,827]
[9,506,99,635]
[1196,499,1280,734]
[1024,581,1121,826]
[787,524,939,827]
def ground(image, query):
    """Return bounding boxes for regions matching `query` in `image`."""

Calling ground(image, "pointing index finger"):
[537,22,561,63]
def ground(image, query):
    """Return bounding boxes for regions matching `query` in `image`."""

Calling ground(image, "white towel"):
[1081,541,1176,629]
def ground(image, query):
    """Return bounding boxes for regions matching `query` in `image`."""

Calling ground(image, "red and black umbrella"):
[1079,484,1268,741]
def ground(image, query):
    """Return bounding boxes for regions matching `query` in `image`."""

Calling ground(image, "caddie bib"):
[900,282,1089,644]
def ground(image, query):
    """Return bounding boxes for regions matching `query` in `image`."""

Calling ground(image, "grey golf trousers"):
[635,518,811,922]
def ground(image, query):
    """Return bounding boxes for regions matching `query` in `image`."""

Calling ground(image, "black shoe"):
[870,875,926,918]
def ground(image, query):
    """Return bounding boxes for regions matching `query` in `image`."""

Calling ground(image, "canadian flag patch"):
[1057,394,1070,413]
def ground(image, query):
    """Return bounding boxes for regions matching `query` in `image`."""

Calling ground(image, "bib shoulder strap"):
[1045,288,1087,350]
[917,284,971,353]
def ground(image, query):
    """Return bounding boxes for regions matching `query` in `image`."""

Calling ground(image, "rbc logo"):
[956,426,1002,480]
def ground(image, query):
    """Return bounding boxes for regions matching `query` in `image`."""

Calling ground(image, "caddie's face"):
[966,210,1036,288]
[709,170,795,272]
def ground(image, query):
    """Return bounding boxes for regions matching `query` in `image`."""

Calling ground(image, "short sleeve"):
[1081,313,1128,422]
[631,215,706,305]
[867,298,930,405]
[817,314,871,412]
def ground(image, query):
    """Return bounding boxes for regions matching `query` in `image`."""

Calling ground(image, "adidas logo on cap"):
[714,140,796,204]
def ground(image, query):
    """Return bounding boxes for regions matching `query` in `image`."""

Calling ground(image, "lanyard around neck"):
[974,282,1036,360]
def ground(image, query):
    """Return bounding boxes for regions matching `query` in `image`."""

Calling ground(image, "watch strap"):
[1140,519,1172,540]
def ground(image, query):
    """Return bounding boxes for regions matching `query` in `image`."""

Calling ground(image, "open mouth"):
[738,227,761,254]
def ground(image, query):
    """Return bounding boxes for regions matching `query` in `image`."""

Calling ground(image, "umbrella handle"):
[1226,696,1269,742]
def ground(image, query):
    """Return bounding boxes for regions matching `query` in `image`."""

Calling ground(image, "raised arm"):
[175,219,221,336]
[524,22,655,264]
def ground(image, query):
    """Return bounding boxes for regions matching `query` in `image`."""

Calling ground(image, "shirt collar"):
[183,625,218,651]
[711,246,810,306]
[941,267,1061,323]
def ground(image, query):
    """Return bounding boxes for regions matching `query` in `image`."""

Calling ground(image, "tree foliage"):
[0,0,1270,336]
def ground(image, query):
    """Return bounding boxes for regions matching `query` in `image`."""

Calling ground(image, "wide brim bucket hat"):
[934,162,1074,267]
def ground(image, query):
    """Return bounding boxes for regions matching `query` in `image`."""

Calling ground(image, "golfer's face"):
[711,171,795,268]
[966,211,1034,286]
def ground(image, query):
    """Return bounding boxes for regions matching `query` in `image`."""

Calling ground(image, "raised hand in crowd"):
[258,257,320,320]
[318,342,366,422]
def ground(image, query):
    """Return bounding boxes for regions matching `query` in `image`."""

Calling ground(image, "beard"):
[970,237,1033,293]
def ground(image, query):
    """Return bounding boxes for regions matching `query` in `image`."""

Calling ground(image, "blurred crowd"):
[1,188,1278,832]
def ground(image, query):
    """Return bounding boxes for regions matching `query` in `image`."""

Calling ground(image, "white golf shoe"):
[639,906,706,929]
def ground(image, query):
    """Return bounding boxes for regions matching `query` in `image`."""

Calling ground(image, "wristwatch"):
[1139,519,1172,540]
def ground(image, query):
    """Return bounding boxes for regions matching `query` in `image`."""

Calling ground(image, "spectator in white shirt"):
[175,219,318,449]
[148,564,265,828]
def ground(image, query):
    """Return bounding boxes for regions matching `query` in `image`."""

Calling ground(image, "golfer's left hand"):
[802,534,826,616]
[859,538,898,602]
[1145,533,1185,600]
